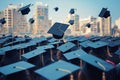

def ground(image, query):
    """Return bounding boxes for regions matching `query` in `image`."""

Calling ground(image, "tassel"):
[56,51,61,60]
[50,49,54,62]
[102,72,106,80]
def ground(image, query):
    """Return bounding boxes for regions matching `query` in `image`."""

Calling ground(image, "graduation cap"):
[99,8,110,18]
[29,18,34,24]
[69,8,76,14]
[0,61,35,76]
[57,42,76,53]
[18,4,31,15]
[115,49,120,56]
[86,23,91,28]
[0,18,6,24]
[68,20,74,25]
[54,7,59,12]
[35,60,80,80]
[47,22,69,39]
[64,49,114,72]
[87,41,108,49]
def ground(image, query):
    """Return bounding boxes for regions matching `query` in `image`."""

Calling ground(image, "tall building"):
[3,4,28,36]
[97,17,111,36]
[115,17,120,29]
[34,2,49,35]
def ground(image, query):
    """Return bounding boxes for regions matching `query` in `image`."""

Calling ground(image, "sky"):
[0,0,120,23]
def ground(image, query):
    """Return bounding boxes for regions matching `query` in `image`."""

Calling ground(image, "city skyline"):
[0,0,120,23]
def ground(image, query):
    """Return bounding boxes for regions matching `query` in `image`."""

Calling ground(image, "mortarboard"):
[57,42,76,53]
[86,23,91,28]
[54,7,59,12]
[69,8,75,14]
[80,40,93,48]
[22,48,46,60]
[37,44,54,50]
[0,61,35,76]
[99,8,110,18]
[18,4,31,15]
[115,49,120,56]
[0,18,6,24]
[29,18,34,24]
[87,41,108,49]
[35,60,80,80]
[68,20,74,25]
[63,49,114,72]
[47,22,69,39]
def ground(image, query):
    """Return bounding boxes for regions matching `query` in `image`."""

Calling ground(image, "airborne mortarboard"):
[69,8,75,14]
[86,23,91,28]
[29,18,34,24]
[57,42,76,53]
[18,4,31,15]
[54,7,59,12]
[0,18,6,24]
[0,61,35,76]
[68,20,74,25]
[64,49,114,72]
[47,22,69,39]
[35,60,80,80]
[99,8,110,18]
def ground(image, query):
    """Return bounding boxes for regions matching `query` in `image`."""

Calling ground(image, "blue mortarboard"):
[0,18,6,24]
[64,49,114,72]
[54,7,59,12]
[47,22,69,39]
[108,40,120,47]
[69,8,75,14]
[57,42,76,53]
[68,20,74,25]
[22,48,46,60]
[99,8,110,18]
[0,46,12,55]
[115,49,120,56]
[18,4,31,15]
[80,40,93,48]
[87,41,108,49]
[0,61,35,76]
[35,60,80,80]
[29,18,34,24]
[37,44,54,50]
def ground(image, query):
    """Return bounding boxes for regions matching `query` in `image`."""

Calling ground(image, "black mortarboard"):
[47,22,69,39]
[86,23,91,28]
[99,8,110,18]
[57,42,76,53]
[54,7,59,12]
[68,20,74,25]
[29,18,34,24]
[35,60,80,80]
[0,61,35,76]
[0,18,6,24]
[69,8,75,14]
[18,4,31,15]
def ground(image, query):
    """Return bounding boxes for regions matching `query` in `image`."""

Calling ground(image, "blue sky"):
[0,0,120,23]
